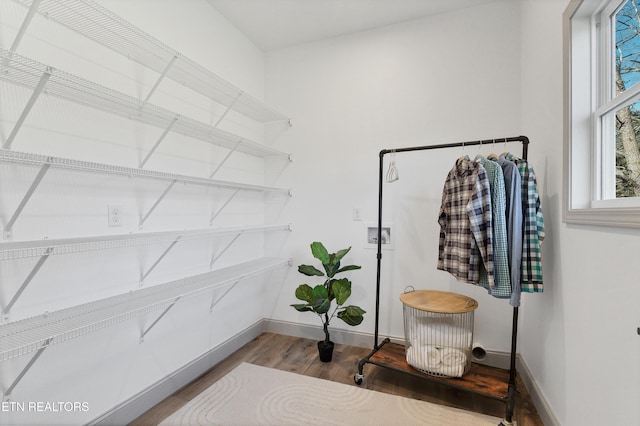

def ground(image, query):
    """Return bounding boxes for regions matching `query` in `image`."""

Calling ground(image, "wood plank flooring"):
[130,333,544,425]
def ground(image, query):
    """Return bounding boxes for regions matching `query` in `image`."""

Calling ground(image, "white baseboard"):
[262,318,391,348]
[89,320,265,426]
[263,318,513,369]
[91,319,558,426]
[516,355,561,426]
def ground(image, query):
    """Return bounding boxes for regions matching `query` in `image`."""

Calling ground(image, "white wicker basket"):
[400,290,477,378]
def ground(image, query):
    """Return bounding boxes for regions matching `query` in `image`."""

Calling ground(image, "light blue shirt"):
[498,155,523,307]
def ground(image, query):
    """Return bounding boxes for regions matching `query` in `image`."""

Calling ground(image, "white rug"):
[159,362,502,425]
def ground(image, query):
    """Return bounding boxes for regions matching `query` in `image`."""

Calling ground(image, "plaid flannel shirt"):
[506,153,544,292]
[438,157,494,287]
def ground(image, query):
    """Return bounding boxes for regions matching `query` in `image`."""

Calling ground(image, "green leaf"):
[291,303,313,312]
[326,279,336,301]
[311,285,330,314]
[311,284,328,299]
[310,242,330,264]
[335,264,361,274]
[331,278,351,306]
[298,264,324,277]
[334,247,351,263]
[337,305,366,326]
[324,261,336,278]
[325,260,338,278]
[294,284,314,303]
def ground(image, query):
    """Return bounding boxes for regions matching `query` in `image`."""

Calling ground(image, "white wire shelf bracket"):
[0,256,290,398]
[1,247,52,323]
[0,49,289,159]
[9,0,290,124]
[0,148,291,239]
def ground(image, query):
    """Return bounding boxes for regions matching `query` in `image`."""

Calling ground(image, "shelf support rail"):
[209,140,241,178]
[209,233,241,269]
[3,69,51,150]
[207,91,243,177]
[139,236,183,286]
[2,337,52,401]
[3,162,51,240]
[2,247,52,322]
[139,116,179,169]
[209,189,240,226]
[209,280,240,312]
[8,0,42,54]
[139,179,178,229]
[213,92,242,128]
[142,54,179,104]
[139,296,181,343]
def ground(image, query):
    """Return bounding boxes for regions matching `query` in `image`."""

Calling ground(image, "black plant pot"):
[317,340,335,362]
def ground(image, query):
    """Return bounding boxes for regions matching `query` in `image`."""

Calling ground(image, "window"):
[564,0,640,227]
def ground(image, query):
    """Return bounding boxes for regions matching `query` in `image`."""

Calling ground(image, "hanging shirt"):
[437,157,494,287]
[478,157,511,298]
[498,155,523,306]
[505,153,544,292]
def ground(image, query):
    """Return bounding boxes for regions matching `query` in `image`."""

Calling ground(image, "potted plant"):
[291,242,366,362]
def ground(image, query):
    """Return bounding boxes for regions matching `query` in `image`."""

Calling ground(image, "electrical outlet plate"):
[108,204,122,227]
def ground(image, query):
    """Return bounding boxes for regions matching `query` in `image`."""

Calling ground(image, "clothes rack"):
[354,135,530,426]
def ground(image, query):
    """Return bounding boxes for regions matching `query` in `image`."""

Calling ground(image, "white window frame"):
[564,0,640,227]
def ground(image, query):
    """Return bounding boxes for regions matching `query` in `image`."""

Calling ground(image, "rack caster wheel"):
[354,374,364,385]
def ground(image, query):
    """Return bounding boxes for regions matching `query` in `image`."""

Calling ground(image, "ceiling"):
[206,0,499,51]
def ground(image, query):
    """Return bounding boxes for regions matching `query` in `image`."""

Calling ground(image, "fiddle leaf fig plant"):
[291,242,366,346]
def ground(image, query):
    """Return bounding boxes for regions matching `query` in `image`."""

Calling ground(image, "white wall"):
[265,1,522,349]
[266,0,640,425]
[0,1,288,424]
[519,0,640,425]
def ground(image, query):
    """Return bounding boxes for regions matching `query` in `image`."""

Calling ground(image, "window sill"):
[563,207,640,228]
